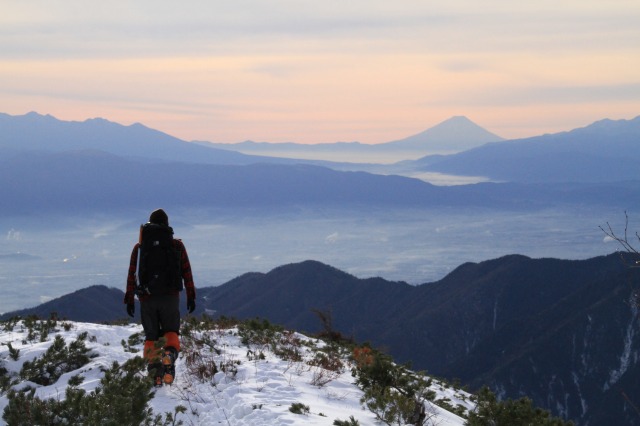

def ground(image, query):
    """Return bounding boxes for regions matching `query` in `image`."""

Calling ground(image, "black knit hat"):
[149,208,169,225]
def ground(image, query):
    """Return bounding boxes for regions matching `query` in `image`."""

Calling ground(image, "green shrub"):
[435,397,467,417]
[465,387,574,426]
[21,316,59,343]
[180,313,233,337]
[237,318,283,346]
[333,415,360,425]
[2,357,180,426]
[0,364,15,394]
[19,333,93,386]
[308,348,344,373]
[6,343,20,361]
[363,384,419,425]
[352,345,431,425]
[273,330,303,362]
[289,402,310,415]
[122,331,145,353]
[1,317,20,332]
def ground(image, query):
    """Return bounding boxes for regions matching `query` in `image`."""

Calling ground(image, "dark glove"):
[187,298,196,314]
[126,303,135,317]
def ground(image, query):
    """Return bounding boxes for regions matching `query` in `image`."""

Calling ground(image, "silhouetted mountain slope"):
[381,116,503,151]
[3,148,640,216]
[4,254,640,424]
[0,111,278,165]
[0,150,448,214]
[201,260,414,334]
[207,116,504,155]
[1,112,498,168]
[419,116,640,183]
[2,285,126,322]
[398,254,625,369]
[448,261,640,425]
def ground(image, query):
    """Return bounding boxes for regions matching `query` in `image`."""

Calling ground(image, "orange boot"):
[143,340,164,387]
[162,332,180,384]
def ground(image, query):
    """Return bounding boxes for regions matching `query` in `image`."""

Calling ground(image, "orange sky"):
[1,1,639,144]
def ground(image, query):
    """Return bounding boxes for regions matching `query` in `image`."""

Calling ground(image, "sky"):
[1,0,639,144]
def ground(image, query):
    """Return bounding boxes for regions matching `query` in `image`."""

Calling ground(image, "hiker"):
[124,208,196,386]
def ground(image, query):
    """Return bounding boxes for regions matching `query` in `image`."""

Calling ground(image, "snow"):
[604,293,638,391]
[0,320,473,425]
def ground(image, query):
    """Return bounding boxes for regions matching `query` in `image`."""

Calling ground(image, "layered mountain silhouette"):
[5,149,640,214]
[407,116,640,183]
[367,115,504,152]
[5,253,640,425]
[1,111,638,191]
[2,112,640,215]
[0,111,276,165]
[0,150,510,214]
[204,115,504,155]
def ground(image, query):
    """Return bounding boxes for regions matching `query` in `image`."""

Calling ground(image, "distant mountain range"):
[5,148,640,215]
[0,149,535,214]
[0,111,275,166]
[396,116,640,183]
[5,253,640,426]
[1,111,638,183]
[2,111,640,216]
[201,115,504,155]
[197,114,640,184]
[1,112,501,165]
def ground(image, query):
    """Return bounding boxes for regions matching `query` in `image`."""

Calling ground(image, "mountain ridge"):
[3,110,640,185]
[0,111,499,156]
[202,115,504,156]
[5,146,640,216]
[0,111,279,166]
[412,115,640,183]
[3,253,639,425]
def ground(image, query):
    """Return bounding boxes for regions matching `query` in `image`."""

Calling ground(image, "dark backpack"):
[136,223,183,296]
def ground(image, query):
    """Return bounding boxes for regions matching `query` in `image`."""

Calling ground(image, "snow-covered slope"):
[0,319,472,425]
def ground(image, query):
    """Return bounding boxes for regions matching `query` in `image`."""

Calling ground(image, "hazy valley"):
[0,204,622,315]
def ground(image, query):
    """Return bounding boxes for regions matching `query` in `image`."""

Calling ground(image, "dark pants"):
[140,295,180,341]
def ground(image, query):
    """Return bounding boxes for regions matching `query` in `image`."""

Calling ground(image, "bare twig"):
[600,211,640,264]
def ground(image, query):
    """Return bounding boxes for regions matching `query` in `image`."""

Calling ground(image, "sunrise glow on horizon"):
[1,1,639,144]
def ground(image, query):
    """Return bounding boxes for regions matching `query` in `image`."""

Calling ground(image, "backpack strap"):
[173,239,184,291]
[135,224,142,286]
[134,224,152,297]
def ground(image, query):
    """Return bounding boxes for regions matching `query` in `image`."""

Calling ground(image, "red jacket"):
[124,239,196,304]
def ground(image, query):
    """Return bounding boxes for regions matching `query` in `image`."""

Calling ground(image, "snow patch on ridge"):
[604,296,638,391]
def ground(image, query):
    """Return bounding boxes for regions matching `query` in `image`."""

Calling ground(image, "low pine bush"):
[352,345,432,425]
[21,315,59,343]
[465,387,574,426]
[289,402,310,415]
[237,318,283,347]
[3,357,182,426]
[333,415,361,425]
[19,333,93,386]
